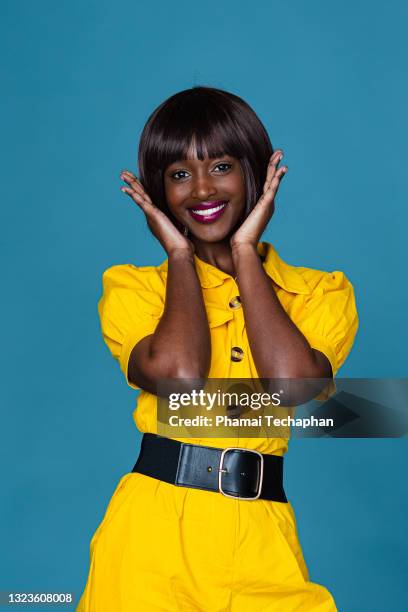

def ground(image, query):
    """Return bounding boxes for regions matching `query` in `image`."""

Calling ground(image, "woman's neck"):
[191,238,237,276]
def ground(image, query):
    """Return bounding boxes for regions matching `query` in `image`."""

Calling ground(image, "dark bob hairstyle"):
[138,86,274,223]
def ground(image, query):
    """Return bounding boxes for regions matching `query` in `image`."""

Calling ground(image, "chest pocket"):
[206,301,235,328]
[200,278,235,328]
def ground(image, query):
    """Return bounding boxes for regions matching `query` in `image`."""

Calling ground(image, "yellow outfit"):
[77,241,358,611]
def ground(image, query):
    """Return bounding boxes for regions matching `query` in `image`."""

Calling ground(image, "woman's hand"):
[229,150,287,251]
[120,170,195,256]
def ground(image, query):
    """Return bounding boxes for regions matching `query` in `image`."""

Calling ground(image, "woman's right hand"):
[120,170,195,256]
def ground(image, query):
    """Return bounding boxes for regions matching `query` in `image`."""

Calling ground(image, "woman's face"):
[163,151,246,243]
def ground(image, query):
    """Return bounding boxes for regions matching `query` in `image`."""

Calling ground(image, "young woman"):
[77,86,358,611]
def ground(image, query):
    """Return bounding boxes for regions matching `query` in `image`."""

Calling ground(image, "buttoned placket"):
[227,278,246,366]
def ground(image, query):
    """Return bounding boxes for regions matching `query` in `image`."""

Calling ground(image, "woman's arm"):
[128,248,211,394]
[232,243,331,379]
[230,150,332,381]
[120,170,211,395]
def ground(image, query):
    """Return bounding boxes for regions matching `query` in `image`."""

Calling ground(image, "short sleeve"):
[97,264,165,389]
[296,270,359,377]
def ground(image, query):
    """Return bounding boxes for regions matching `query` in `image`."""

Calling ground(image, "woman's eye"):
[171,170,190,180]
[214,163,232,173]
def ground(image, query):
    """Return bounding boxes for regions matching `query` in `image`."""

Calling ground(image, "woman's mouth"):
[188,200,229,224]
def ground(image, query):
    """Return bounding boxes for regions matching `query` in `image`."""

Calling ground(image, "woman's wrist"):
[231,242,259,268]
[168,247,195,263]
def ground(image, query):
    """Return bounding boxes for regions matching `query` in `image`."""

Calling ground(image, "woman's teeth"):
[191,202,227,216]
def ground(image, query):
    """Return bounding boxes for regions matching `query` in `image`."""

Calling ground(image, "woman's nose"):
[190,176,217,201]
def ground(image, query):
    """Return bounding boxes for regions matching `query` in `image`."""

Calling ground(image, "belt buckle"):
[218,447,264,501]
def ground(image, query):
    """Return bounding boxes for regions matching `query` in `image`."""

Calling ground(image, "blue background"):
[1,0,407,610]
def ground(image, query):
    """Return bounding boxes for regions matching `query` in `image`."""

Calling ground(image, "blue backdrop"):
[1,1,407,610]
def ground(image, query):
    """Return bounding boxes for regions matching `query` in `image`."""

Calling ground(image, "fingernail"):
[121,187,127,192]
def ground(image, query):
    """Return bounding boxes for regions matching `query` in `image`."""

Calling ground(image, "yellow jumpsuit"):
[77,241,358,611]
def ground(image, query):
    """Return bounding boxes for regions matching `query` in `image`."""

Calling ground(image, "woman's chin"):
[189,225,234,244]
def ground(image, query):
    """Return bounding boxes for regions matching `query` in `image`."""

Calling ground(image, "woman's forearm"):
[232,244,330,378]
[149,249,211,379]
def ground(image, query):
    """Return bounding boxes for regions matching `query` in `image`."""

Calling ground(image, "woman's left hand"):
[230,150,288,251]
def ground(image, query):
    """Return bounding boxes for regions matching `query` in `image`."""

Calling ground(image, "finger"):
[120,172,153,204]
[121,179,152,203]
[120,169,139,180]
[120,170,143,185]
[120,182,150,203]
[264,166,288,200]
[120,170,143,189]
[121,186,154,210]
[269,149,283,167]
[263,150,284,194]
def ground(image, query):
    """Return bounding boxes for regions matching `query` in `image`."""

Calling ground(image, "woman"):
[77,86,358,611]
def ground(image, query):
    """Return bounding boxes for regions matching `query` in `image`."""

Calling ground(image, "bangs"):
[146,92,248,170]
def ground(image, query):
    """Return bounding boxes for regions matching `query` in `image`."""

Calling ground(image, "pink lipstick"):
[188,200,229,224]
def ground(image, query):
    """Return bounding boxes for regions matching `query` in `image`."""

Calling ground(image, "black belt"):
[132,433,287,502]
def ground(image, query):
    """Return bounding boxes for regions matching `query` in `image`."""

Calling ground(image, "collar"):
[257,241,311,295]
[159,242,311,295]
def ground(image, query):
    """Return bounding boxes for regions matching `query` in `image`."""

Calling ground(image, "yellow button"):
[231,346,244,362]
[229,296,242,310]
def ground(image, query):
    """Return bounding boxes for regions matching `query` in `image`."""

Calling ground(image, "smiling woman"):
[138,87,273,219]
[77,86,358,611]
[164,154,246,243]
